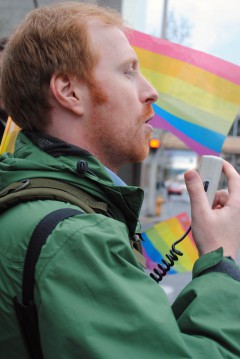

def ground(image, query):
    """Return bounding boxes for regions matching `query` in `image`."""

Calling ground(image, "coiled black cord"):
[149,180,210,283]
[149,225,192,283]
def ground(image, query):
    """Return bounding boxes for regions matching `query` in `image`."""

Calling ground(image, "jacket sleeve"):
[172,248,240,357]
[35,214,240,359]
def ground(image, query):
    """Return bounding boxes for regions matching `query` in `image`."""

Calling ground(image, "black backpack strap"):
[13,208,83,359]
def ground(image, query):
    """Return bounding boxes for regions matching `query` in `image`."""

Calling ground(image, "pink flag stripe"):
[128,29,240,86]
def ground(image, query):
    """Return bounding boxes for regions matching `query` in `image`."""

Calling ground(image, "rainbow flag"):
[142,212,198,274]
[129,29,240,155]
[0,117,20,154]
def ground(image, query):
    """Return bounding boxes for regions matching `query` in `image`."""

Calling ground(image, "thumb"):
[184,169,210,214]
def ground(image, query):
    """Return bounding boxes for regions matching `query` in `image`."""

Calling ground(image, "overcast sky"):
[123,0,240,66]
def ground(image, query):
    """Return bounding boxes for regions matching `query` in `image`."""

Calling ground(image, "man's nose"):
[141,76,158,104]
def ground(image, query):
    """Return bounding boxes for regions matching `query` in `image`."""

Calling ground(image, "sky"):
[122,0,240,66]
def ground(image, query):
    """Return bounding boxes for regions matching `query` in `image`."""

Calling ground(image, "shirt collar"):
[104,167,126,186]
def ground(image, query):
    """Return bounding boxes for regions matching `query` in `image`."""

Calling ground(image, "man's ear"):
[50,73,84,116]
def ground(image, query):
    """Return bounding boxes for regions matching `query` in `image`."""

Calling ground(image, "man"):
[0,3,240,358]
[0,37,8,140]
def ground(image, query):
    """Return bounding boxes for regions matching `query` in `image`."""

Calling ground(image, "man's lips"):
[144,115,154,124]
[142,105,155,124]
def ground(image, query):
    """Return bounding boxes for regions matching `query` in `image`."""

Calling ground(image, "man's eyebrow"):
[119,57,139,69]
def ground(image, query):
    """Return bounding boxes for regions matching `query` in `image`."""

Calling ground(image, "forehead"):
[87,20,138,65]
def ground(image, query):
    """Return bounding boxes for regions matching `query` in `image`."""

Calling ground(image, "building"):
[0,0,122,37]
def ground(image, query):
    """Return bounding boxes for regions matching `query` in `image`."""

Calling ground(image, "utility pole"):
[145,1,169,216]
[33,0,38,8]
[161,0,169,39]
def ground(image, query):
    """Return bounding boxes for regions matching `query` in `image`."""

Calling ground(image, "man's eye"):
[124,67,137,77]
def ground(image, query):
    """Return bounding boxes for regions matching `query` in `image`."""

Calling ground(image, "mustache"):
[140,104,154,121]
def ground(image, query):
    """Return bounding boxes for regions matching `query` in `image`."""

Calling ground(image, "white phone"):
[198,155,223,206]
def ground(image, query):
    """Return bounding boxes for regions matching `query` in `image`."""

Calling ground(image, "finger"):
[222,160,240,194]
[212,189,229,208]
[184,169,210,214]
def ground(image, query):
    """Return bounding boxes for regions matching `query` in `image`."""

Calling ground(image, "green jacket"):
[0,132,240,359]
